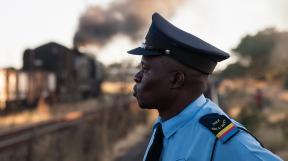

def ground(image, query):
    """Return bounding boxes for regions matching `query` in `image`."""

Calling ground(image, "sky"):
[0,0,288,69]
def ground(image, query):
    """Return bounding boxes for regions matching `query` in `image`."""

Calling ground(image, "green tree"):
[221,62,248,78]
[223,28,288,80]
[233,28,276,78]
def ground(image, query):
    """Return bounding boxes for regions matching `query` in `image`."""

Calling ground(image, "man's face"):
[133,55,170,109]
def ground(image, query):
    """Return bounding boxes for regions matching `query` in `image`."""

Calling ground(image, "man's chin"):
[137,101,155,110]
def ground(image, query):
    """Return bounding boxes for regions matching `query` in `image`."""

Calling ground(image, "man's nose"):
[134,71,142,83]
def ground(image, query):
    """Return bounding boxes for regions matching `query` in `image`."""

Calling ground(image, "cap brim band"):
[127,47,162,56]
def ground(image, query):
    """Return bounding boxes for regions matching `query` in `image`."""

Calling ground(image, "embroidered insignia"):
[199,113,239,143]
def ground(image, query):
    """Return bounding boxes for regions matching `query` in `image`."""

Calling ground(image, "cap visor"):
[127,47,161,56]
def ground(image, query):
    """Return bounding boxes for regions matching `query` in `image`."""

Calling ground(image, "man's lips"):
[133,85,137,97]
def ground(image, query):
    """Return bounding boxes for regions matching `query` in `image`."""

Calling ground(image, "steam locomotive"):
[0,42,103,111]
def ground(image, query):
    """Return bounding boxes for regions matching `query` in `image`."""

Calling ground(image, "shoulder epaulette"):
[199,113,239,143]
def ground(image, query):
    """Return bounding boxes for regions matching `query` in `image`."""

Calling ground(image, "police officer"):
[128,13,283,161]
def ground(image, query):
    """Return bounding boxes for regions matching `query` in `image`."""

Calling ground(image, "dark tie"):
[145,124,164,161]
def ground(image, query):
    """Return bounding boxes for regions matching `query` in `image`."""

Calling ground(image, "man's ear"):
[169,71,185,89]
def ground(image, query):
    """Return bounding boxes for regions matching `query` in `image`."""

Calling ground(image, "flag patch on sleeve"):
[199,113,239,143]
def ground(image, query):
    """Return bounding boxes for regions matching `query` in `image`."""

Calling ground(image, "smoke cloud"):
[73,0,185,48]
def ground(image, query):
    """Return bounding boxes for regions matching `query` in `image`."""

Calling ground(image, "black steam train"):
[0,42,103,111]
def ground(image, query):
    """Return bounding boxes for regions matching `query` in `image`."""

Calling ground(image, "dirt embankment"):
[0,94,149,161]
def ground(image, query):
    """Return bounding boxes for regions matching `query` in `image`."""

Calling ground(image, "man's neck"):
[158,93,201,121]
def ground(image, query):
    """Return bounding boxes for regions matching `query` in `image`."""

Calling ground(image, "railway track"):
[0,110,98,151]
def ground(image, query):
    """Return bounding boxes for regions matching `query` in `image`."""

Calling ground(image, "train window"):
[35,59,43,67]
[19,73,28,99]
[0,70,5,101]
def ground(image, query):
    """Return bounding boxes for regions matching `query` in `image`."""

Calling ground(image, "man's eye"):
[141,64,147,69]
[142,66,149,72]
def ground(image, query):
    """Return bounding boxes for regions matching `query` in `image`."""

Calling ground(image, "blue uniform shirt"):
[143,95,283,161]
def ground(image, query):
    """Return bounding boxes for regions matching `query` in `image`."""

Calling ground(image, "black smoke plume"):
[73,0,185,48]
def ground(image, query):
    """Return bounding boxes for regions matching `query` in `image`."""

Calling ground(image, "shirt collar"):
[153,94,207,138]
